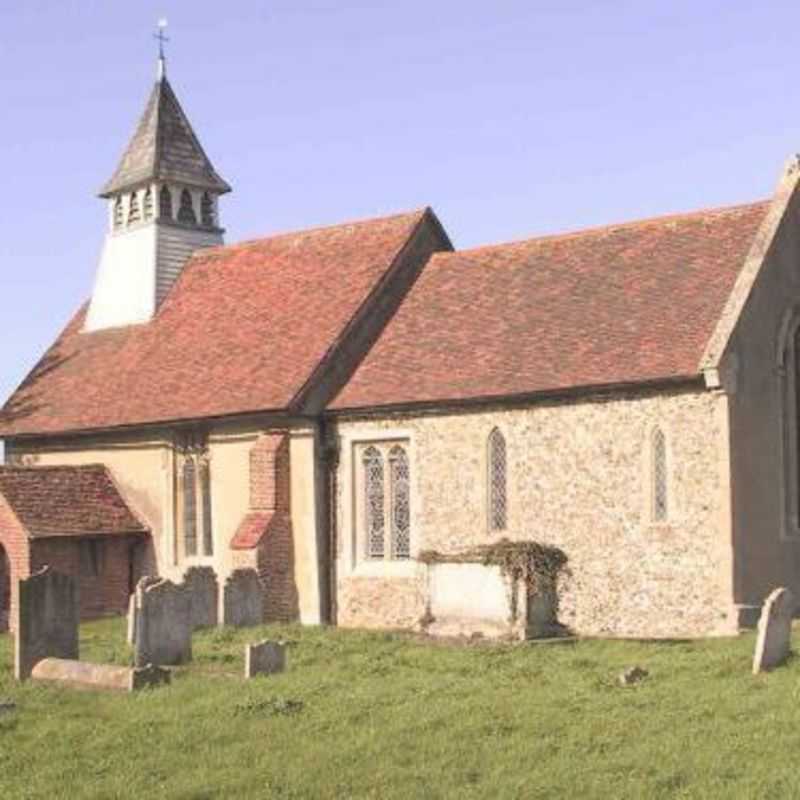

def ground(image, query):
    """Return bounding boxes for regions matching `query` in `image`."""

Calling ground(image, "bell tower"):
[85,30,231,331]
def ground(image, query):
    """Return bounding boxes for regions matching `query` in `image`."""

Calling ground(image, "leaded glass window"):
[489,428,507,531]
[178,189,197,224]
[653,427,668,522]
[159,185,173,219]
[183,459,198,557]
[201,460,213,556]
[389,446,410,559]
[363,447,385,559]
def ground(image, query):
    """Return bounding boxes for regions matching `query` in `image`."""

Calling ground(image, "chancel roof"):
[99,75,230,197]
[332,201,770,410]
[0,464,147,538]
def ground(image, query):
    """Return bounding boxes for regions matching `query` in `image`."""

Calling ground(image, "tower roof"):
[99,75,231,198]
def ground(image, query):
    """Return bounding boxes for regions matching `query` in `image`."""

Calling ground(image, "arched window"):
[652,427,668,522]
[389,445,410,559]
[363,446,385,559]
[488,428,507,531]
[128,191,141,224]
[159,185,173,219]
[178,189,197,224]
[201,192,215,227]
[143,187,154,220]
[200,460,213,556]
[113,197,124,229]
[183,459,198,557]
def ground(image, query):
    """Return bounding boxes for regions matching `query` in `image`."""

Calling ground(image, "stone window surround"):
[487,426,508,533]
[339,427,417,578]
[643,422,676,527]
[776,306,800,540]
[174,435,215,566]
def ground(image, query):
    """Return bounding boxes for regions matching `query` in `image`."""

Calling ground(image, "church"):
[1,52,799,639]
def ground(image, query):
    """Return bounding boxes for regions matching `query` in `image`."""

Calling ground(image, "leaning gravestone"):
[222,569,264,627]
[245,640,286,679]
[752,586,795,674]
[127,576,161,645]
[14,566,79,680]
[134,578,192,668]
[184,566,219,629]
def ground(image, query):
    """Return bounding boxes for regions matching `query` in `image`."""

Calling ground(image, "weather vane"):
[154,18,169,78]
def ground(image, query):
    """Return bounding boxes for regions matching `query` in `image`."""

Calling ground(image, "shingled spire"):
[98,75,230,198]
[85,47,231,333]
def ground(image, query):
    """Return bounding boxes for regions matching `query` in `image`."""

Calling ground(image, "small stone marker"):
[753,587,795,674]
[618,665,648,686]
[14,566,79,681]
[31,658,170,692]
[245,640,286,679]
[223,569,264,627]
[184,566,219,629]
[134,577,192,668]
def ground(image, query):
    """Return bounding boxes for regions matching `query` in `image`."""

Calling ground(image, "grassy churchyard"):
[0,620,799,798]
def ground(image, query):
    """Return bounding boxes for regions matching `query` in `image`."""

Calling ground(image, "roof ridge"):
[195,207,430,259]
[439,199,770,261]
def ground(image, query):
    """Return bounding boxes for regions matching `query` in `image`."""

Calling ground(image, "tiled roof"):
[99,76,230,197]
[230,511,275,550]
[0,210,430,436]
[0,464,148,538]
[332,202,770,410]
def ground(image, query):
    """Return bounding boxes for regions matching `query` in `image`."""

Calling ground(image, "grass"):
[0,620,798,799]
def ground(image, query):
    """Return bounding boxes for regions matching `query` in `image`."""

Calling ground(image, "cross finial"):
[154,18,169,79]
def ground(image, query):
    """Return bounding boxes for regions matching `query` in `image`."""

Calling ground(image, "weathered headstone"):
[184,566,219,629]
[127,576,160,645]
[245,640,286,679]
[31,658,171,692]
[134,578,192,668]
[222,569,264,627]
[753,587,795,674]
[14,566,79,681]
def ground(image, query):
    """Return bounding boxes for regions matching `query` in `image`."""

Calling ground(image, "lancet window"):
[488,428,507,532]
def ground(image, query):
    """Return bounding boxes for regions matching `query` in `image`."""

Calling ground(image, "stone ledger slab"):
[753,586,795,674]
[14,566,79,681]
[31,658,171,692]
[245,640,286,679]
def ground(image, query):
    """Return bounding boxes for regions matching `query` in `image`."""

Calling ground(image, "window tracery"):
[488,428,507,532]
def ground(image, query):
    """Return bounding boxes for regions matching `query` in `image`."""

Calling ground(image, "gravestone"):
[14,566,79,680]
[222,569,264,627]
[245,640,286,679]
[753,587,795,674]
[184,566,219,629]
[127,576,160,645]
[31,658,171,692]
[134,578,192,668]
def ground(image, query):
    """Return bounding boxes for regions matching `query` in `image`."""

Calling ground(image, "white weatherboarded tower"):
[85,54,231,331]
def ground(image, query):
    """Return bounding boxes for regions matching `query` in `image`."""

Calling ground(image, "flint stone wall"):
[134,578,191,668]
[223,569,264,627]
[14,566,79,680]
[245,640,286,678]
[335,388,736,638]
[752,587,794,673]
[184,566,219,629]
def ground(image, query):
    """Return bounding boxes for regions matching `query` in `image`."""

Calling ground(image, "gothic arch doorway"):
[0,543,9,632]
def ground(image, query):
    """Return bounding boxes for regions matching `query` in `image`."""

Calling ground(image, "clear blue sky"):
[1,1,798,414]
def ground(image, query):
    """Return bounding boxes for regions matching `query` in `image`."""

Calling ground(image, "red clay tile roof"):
[0,464,148,538]
[332,202,770,410]
[0,210,429,436]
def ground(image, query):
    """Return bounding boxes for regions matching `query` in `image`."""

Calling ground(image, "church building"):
[1,53,799,638]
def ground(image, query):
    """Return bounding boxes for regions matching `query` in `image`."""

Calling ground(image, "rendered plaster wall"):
[720,182,800,619]
[334,387,736,638]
